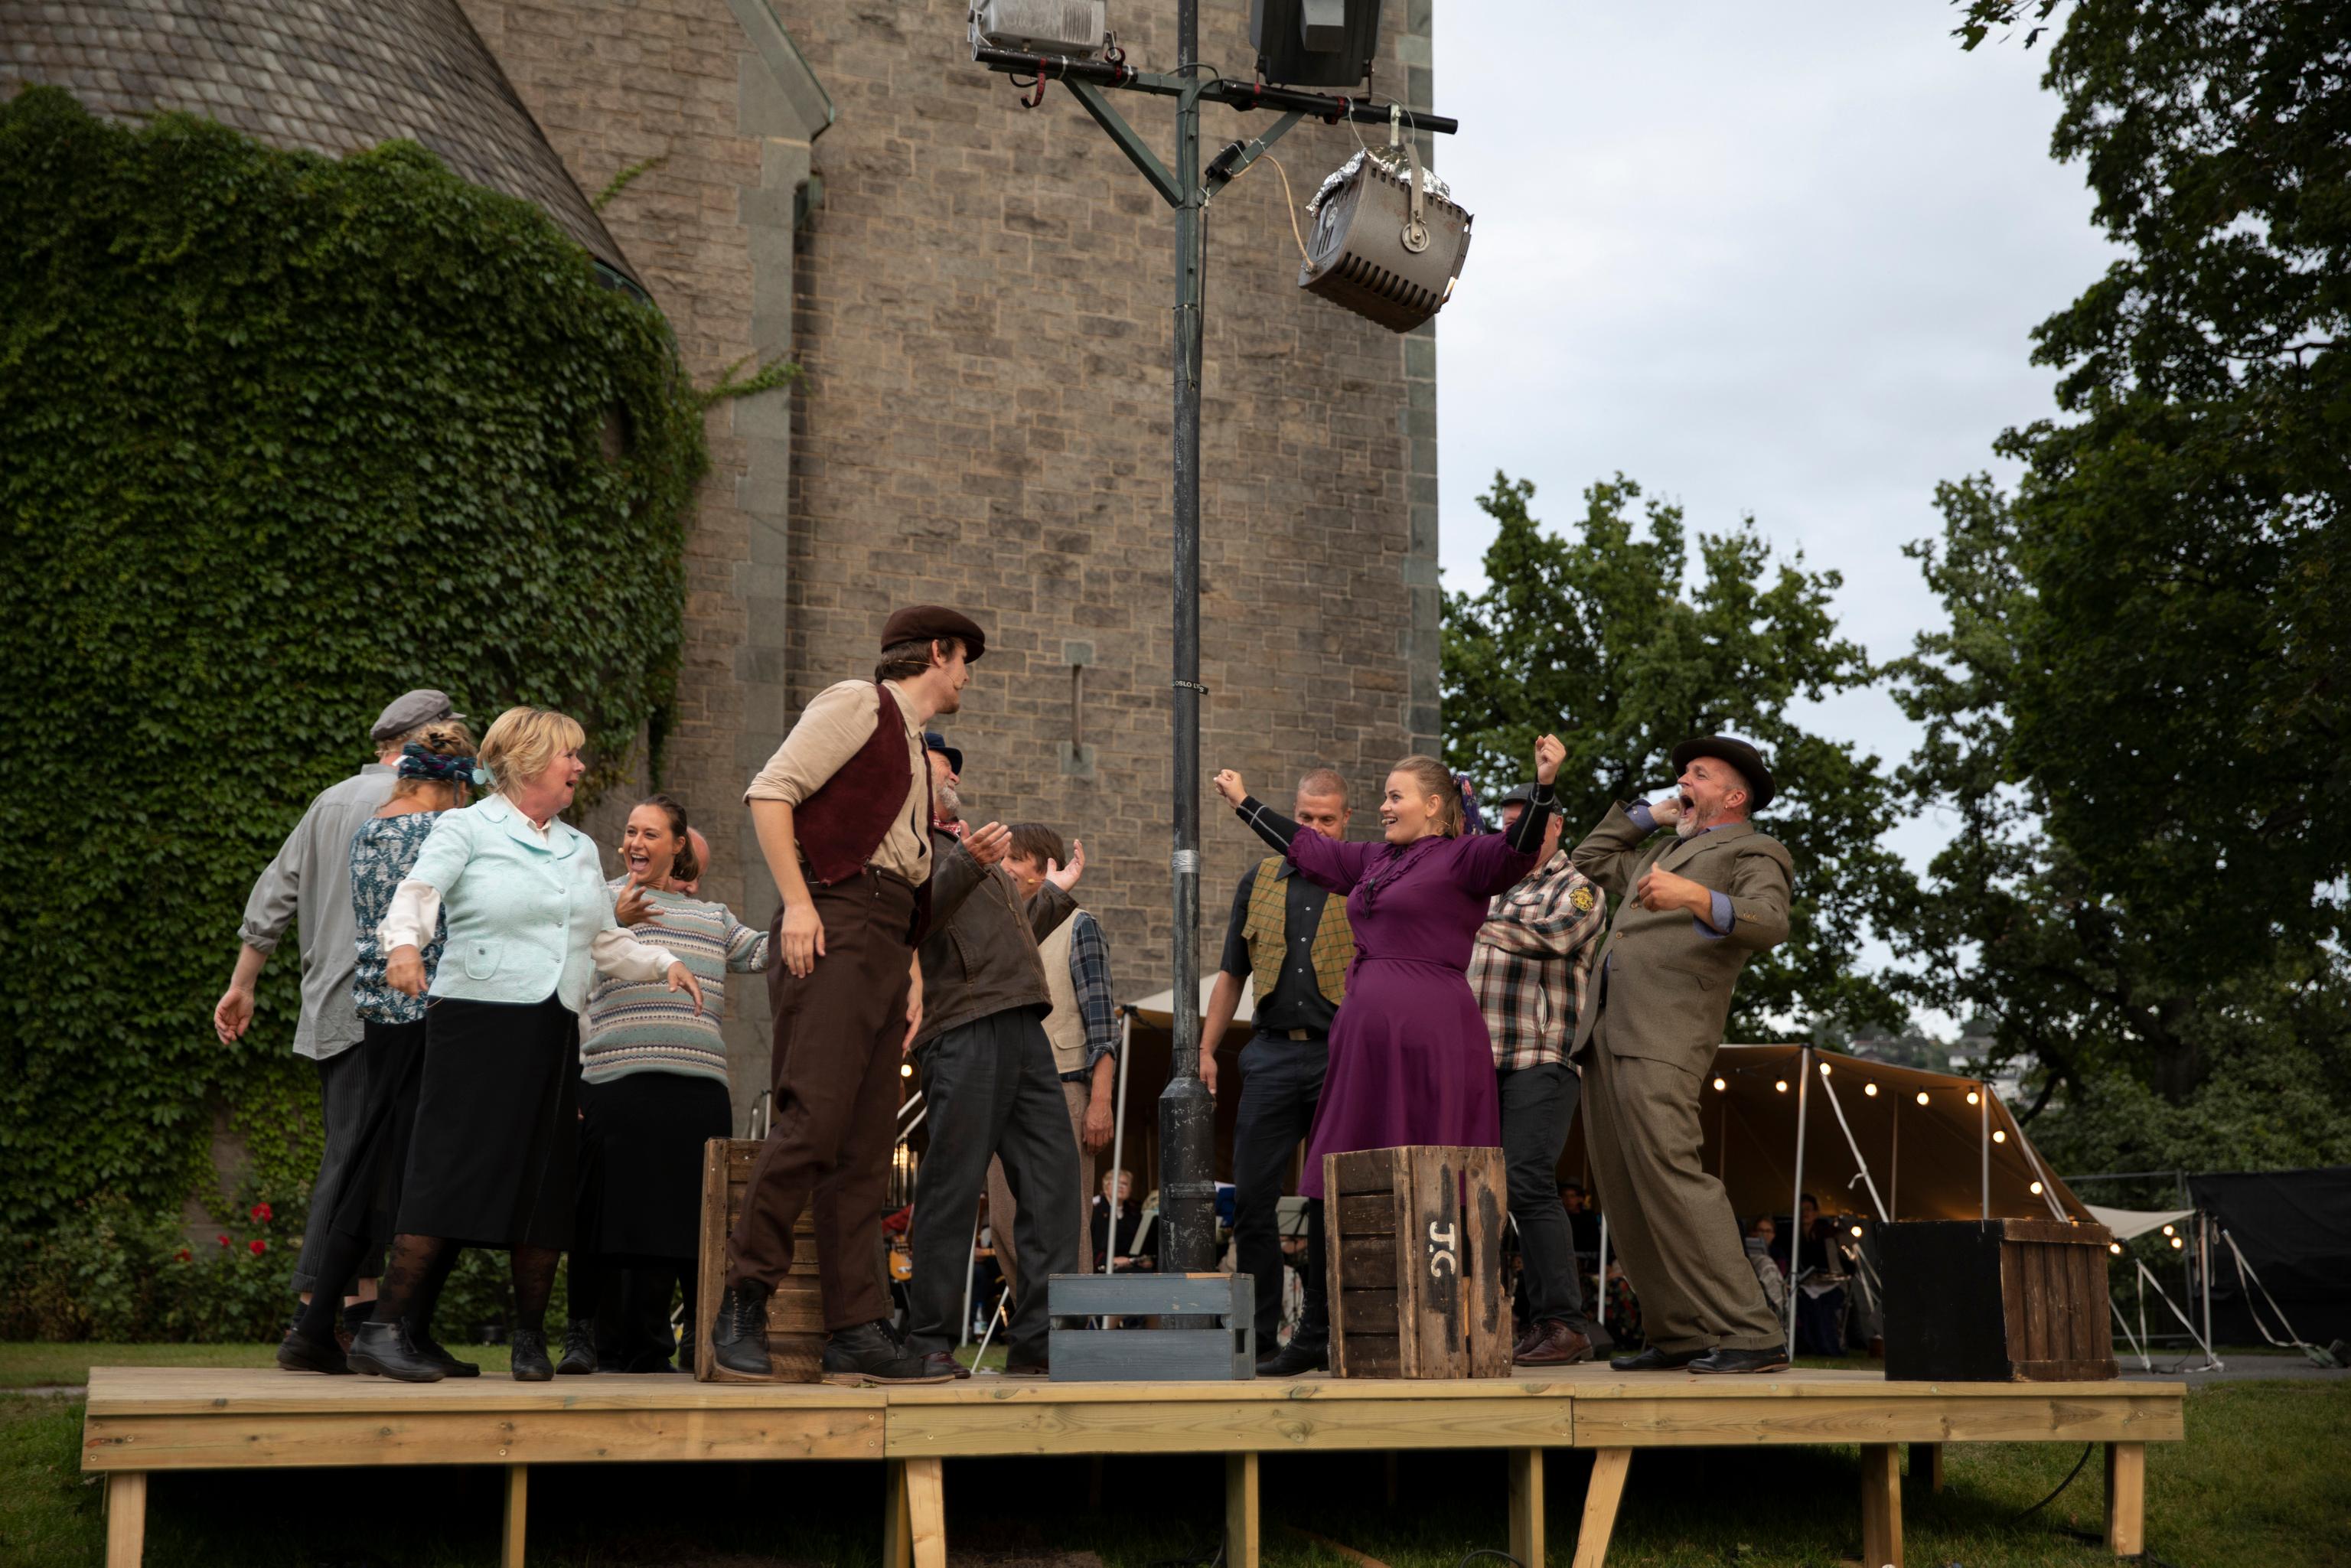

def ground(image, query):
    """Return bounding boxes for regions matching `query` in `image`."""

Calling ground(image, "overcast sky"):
[1427,5,2115,1009]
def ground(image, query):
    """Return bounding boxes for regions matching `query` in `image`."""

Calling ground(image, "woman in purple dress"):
[1212,738,1566,1198]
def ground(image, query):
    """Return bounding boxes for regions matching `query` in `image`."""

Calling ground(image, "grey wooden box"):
[1045,1271,1254,1381]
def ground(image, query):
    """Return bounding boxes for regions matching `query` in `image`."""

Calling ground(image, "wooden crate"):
[1879,1218,2119,1382]
[694,1137,827,1383]
[1324,1146,1511,1379]
[1047,1272,1255,1380]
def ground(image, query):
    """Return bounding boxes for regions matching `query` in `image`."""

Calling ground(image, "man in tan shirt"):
[712,606,1012,1385]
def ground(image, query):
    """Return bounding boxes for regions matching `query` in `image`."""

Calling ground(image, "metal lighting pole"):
[971,21,1457,1275]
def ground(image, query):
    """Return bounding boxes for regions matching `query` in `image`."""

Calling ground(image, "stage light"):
[1991,1130,2007,1143]
[2110,1242,2124,1255]
[1916,1091,1929,1106]
[1774,1079,1789,1093]
[1299,142,1472,333]
[1864,1082,1879,1097]
[2170,1235,2185,1250]
[900,1062,914,1078]
[1712,1077,1727,1090]
[970,0,1110,57]
[1966,1090,1981,1106]
[1250,0,1381,88]
[2161,1224,2175,1237]
[2030,1181,2044,1195]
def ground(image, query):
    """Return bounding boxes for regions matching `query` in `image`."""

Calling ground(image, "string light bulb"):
[1864,1082,1879,1097]
[1850,1224,1863,1237]
[1774,1079,1789,1093]
[1819,1061,1832,1075]
[1966,1090,1981,1106]
[2030,1181,2044,1195]
[900,1063,914,1078]
[1992,1129,2007,1143]
[1712,1077,1727,1091]
[1915,1090,1929,1106]
[2110,1242,2124,1255]
[2170,1235,2185,1250]
[2161,1224,2175,1237]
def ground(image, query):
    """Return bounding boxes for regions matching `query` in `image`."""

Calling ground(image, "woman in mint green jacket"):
[350,706,703,1384]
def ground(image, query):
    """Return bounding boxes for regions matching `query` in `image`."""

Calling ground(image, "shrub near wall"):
[0,88,707,1317]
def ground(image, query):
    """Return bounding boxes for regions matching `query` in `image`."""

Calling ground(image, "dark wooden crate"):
[1879,1218,2119,1382]
[1324,1146,1511,1379]
[694,1137,827,1383]
[1046,1272,1254,1380]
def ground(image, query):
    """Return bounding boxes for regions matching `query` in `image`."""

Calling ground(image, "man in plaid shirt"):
[1471,781,1611,1366]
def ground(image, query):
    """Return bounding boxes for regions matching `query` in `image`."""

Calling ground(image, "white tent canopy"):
[1122,979,1253,1038]
[2087,1205,2196,1242]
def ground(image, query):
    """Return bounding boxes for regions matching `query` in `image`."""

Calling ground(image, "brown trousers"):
[985,1077,1097,1297]
[1580,973,1783,1354]
[726,868,914,1329]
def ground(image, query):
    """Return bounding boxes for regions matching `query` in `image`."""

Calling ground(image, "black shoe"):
[710,1280,773,1378]
[820,1322,953,1386]
[1256,1340,1329,1377]
[405,1321,481,1377]
[920,1350,971,1381]
[347,1319,448,1383]
[1689,1345,1790,1375]
[557,1319,598,1375]
[1608,1345,1705,1372]
[510,1326,554,1381]
[276,1327,352,1375]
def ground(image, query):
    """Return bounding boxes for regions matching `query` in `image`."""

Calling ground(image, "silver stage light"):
[1250,0,1380,88]
[970,0,1108,57]
[1298,141,1472,334]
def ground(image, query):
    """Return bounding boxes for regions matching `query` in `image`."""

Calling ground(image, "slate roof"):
[0,0,638,287]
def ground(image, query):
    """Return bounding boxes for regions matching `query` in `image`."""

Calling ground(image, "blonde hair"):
[388,721,478,804]
[478,706,586,794]
[1389,755,1462,838]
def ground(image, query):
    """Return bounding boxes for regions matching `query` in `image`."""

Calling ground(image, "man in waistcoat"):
[712,608,1011,1384]
[986,822,1119,1288]
[1570,736,1794,1375]
[1200,767,1353,1376]
[1471,781,1610,1366]
[903,764,1085,1377]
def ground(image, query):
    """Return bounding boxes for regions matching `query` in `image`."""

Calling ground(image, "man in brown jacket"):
[1570,735,1794,1374]
[904,748,1085,1378]
[712,607,1011,1384]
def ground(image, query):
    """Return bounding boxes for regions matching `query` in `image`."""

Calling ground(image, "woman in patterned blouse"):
[278,725,478,1375]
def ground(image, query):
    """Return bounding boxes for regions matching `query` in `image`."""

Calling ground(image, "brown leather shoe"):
[1513,1319,1594,1367]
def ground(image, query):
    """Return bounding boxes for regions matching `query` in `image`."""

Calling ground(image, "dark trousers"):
[726,869,915,1331]
[1498,1061,1596,1337]
[1231,1030,1330,1352]
[907,1008,1081,1368]
[292,1045,374,1294]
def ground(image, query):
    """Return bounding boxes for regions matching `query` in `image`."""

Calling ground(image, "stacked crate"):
[1325,1146,1511,1379]
[694,1138,827,1383]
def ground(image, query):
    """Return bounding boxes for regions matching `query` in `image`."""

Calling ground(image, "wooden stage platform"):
[82,1363,2183,1567]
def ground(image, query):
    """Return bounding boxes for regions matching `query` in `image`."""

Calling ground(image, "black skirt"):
[396,996,579,1251]
[573,1071,732,1262]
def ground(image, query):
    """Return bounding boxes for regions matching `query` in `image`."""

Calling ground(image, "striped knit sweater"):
[579,879,769,1086]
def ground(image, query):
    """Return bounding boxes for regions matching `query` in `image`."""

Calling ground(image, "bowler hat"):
[1670,735,1775,810]
[924,732,964,776]
[881,605,986,663]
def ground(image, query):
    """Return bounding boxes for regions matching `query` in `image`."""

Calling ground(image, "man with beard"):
[1569,736,1794,1375]
[711,608,1010,1384]
[903,744,1085,1377]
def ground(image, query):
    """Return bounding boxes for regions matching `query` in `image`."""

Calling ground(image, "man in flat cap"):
[1569,736,1794,1374]
[213,689,468,1341]
[715,606,1013,1384]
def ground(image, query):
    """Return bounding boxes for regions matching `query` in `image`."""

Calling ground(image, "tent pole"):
[2199,1213,2214,1366]
[958,1205,980,1348]
[1815,1069,1887,1221]
[1595,1211,1609,1335]
[1978,1080,1990,1221]
[1106,1012,1131,1274]
[1890,1097,1899,1219]
[1786,1047,1809,1358]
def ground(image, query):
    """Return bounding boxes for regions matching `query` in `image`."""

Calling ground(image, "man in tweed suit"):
[1570,736,1793,1374]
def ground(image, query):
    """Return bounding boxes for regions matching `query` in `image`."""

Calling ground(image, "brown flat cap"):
[881,605,986,662]
[1671,735,1775,810]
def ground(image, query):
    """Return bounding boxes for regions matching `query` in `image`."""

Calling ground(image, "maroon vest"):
[795,683,925,885]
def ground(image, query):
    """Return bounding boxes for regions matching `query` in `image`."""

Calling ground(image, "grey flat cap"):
[1494,781,1539,807]
[371,688,466,742]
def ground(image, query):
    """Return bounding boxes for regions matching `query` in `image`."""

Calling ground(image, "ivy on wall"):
[0,86,709,1236]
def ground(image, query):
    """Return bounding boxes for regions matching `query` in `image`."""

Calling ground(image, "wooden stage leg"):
[104,1471,146,1568]
[883,1459,913,1568]
[1860,1444,1903,1568]
[500,1464,527,1568]
[903,1456,947,1568]
[1571,1448,1631,1568]
[2105,1442,2147,1558]
[1226,1452,1260,1568]
[1910,1442,1945,1495]
[1508,1447,1545,1568]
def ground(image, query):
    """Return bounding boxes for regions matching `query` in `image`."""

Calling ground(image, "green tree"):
[1890,1,2351,1141]
[1443,473,1909,1038]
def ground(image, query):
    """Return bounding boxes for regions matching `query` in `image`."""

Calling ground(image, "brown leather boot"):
[1513,1319,1594,1367]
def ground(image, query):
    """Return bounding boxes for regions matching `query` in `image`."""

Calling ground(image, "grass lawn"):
[2,1352,2342,1567]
